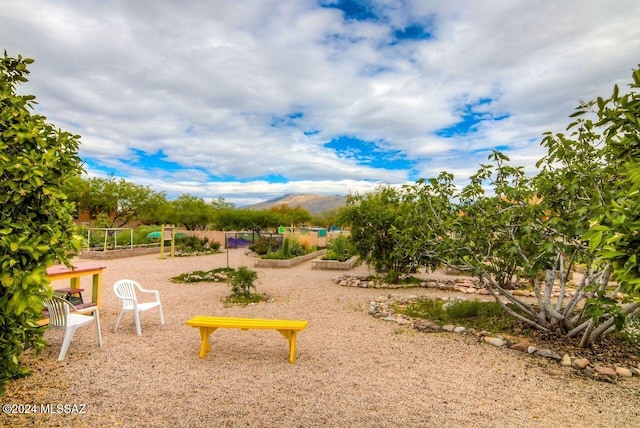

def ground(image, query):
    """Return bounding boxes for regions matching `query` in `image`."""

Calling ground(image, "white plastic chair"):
[43,296,102,361]
[113,279,164,335]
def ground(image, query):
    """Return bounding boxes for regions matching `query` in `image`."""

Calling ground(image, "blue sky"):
[2,0,640,206]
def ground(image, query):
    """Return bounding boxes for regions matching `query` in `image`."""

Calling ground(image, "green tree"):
[169,194,212,230]
[339,185,415,275]
[0,53,83,393]
[269,204,312,226]
[67,176,167,227]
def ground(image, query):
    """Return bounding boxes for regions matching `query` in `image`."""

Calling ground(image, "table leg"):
[92,272,103,309]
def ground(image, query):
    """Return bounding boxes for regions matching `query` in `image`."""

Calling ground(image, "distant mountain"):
[243,194,347,216]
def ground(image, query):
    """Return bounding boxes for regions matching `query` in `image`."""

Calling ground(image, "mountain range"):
[243,194,347,216]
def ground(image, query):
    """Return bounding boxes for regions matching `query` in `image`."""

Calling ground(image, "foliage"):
[0,53,83,393]
[396,298,520,333]
[249,236,282,255]
[323,234,356,262]
[168,194,212,230]
[577,67,640,296]
[339,185,417,274]
[174,235,220,256]
[311,207,342,229]
[261,236,308,259]
[269,204,312,226]
[170,267,235,283]
[228,266,258,298]
[344,66,640,348]
[65,176,168,227]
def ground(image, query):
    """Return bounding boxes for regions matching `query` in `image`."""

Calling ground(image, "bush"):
[249,236,281,255]
[229,266,258,297]
[323,234,356,262]
[175,235,220,256]
[261,237,307,259]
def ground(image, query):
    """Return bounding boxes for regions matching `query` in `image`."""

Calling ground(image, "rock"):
[527,346,537,354]
[478,288,490,295]
[572,358,590,370]
[489,337,504,348]
[561,354,572,367]
[629,367,640,376]
[594,366,617,377]
[453,326,467,334]
[510,340,530,352]
[615,367,633,378]
[535,349,562,360]
[442,324,455,332]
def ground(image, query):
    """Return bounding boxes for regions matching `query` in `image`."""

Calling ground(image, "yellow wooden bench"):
[185,316,308,363]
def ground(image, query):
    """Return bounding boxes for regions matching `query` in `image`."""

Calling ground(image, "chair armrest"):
[76,304,98,315]
[138,288,161,300]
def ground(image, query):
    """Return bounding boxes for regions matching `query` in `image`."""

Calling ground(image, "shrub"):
[249,236,281,255]
[261,237,307,259]
[1,53,83,393]
[323,234,356,262]
[229,266,258,297]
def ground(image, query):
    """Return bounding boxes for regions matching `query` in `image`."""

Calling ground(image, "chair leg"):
[114,309,125,332]
[94,310,103,347]
[58,326,77,361]
[158,305,165,326]
[134,311,142,336]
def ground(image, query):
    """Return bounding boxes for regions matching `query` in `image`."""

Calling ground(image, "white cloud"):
[2,0,639,206]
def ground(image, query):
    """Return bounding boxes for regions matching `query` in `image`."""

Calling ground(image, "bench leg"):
[277,329,298,363]
[198,327,217,358]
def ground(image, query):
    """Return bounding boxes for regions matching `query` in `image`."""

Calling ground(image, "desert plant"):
[229,266,258,298]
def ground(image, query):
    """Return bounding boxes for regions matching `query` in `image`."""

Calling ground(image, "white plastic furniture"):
[43,296,102,361]
[113,279,164,335]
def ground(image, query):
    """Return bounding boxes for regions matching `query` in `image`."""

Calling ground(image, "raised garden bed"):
[254,249,326,268]
[79,246,160,260]
[312,256,359,270]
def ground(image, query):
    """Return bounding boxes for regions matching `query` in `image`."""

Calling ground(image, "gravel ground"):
[2,249,640,427]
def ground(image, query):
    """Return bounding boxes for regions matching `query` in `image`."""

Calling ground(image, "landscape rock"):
[615,367,633,378]
[535,349,562,360]
[510,340,530,352]
[594,366,617,377]
[560,354,572,367]
[488,337,505,347]
[572,358,590,370]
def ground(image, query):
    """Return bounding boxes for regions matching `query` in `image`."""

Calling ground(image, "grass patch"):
[170,267,235,283]
[222,293,270,306]
[396,298,522,333]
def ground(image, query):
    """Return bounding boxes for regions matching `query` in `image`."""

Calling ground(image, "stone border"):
[311,256,359,270]
[368,294,640,380]
[79,246,160,260]
[254,249,327,268]
[333,274,628,301]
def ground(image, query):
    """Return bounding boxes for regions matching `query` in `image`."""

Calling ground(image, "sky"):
[2,0,640,207]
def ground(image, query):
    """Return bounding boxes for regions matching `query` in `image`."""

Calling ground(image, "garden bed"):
[311,255,359,270]
[254,249,326,268]
[79,246,160,259]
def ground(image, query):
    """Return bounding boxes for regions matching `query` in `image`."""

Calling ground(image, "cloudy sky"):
[2,0,639,206]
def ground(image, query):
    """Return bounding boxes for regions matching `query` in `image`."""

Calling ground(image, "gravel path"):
[3,250,639,427]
